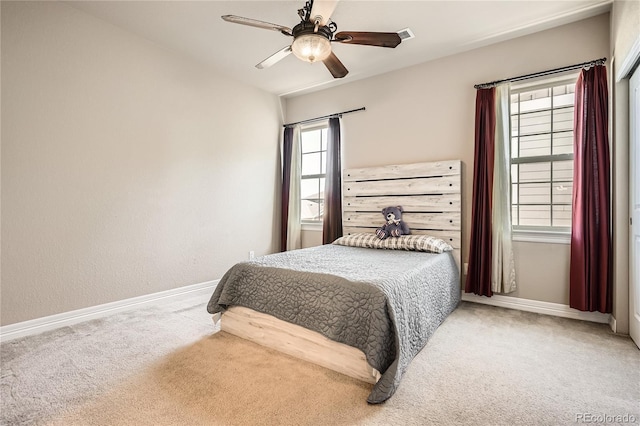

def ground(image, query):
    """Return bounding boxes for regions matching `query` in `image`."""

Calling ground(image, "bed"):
[207,160,462,404]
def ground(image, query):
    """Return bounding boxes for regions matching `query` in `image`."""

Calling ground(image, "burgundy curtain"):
[465,87,496,297]
[280,126,294,252]
[323,117,343,244]
[570,65,612,313]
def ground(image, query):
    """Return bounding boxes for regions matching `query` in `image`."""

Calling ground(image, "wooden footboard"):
[216,306,381,384]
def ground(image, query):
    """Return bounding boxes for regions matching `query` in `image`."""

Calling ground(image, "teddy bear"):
[375,206,411,240]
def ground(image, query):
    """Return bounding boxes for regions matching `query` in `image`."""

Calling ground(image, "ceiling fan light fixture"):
[222,4,403,79]
[291,33,332,63]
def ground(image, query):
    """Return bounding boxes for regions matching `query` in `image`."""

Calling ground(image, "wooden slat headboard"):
[342,160,462,268]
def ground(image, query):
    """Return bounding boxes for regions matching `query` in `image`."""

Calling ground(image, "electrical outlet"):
[463,263,469,275]
[249,251,255,260]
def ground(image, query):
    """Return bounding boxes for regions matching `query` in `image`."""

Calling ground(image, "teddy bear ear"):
[397,206,403,212]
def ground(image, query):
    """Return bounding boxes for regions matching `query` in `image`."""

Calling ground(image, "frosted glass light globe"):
[291,34,332,63]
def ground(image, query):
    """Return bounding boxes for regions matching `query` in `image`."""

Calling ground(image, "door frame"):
[629,67,639,347]
[615,34,640,344]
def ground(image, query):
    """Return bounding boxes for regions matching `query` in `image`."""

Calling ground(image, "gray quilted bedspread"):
[207,244,460,404]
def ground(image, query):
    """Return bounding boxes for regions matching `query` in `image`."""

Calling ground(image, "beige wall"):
[610,0,639,334]
[1,2,282,325]
[288,14,610,306]
[301,227,323,249]
[612,0,639,66]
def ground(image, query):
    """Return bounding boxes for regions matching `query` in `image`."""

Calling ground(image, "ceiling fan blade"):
[334,31,401,48]
[222,15,292,36]
[255,46,293,69]
[309,0,339,26]
[323,52,348,79]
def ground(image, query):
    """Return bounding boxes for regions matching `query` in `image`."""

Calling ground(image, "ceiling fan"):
[222,0,402,79]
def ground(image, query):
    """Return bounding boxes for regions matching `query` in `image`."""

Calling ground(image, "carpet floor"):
[1,294,638,426]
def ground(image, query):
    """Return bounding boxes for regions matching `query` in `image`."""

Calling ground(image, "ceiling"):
[66,1,611,98]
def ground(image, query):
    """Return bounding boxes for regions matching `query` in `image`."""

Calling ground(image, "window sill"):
[301,222,323,232]
[513,230,571,244]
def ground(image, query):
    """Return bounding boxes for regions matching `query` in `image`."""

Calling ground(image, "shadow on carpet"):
[48,332,380,425]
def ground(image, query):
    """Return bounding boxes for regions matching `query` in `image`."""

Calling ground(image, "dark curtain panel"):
[280,126,294,252]
[465,88,496,297]
[570,65,612,313]
[323,117,343,244]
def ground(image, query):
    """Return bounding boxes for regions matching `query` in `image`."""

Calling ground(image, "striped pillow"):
[333,233,453,254]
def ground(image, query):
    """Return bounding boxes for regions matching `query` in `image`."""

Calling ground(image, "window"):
[300,125,328,223]
[510,76,576,234]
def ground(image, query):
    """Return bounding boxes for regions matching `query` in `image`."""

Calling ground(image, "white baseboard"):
[2,283,613,343]
[461,293,611,324]
[609,315,617,333]
[0,280,218,342]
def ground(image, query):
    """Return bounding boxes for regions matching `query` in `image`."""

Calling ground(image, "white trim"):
[510,73,579,92]
[615,34,640,82]
[300,120,329,131]
[461,293,611,324]
[301,222,323,231]
[0,280,218,342]
[609,314,617,333]
[513,230,571,244]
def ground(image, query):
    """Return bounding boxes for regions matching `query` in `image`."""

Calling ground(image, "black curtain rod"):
[474,57,606,89]
[283,107,365,128]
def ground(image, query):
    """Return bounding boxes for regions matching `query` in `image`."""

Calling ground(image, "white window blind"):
[300,125,328,223]
[510,76,577,233]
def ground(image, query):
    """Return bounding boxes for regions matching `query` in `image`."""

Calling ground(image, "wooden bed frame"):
[216,160,462,384]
